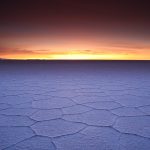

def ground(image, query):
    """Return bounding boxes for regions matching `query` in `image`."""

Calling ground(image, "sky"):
[0,0,150,60]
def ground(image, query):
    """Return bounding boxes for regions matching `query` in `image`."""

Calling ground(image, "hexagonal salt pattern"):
[111,107,145,116]
[0,103,11,110]
[63,110,117,126]
[83,101,122,110]
[118,134,150,150]
[72,95,112,104]
[53,126,121,150]
[1,62,150,149]
[30,109,62,121]
[5,136,56,150]
[0,108,37,116]
[0,127,34,149]
[32,97,75,109]
[31,119,86,137]
[0,115,35,126]
[113,116,150,138]
[0,95,33,105]
[62,105,92,114]
[138,105,150,115]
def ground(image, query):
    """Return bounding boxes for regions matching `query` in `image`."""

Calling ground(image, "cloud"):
[0,47,52,55]
[0,48,34,55]
[108,42,150,51]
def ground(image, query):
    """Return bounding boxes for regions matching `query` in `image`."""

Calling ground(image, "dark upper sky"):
[1,0,150,28]
[0,0,150,59]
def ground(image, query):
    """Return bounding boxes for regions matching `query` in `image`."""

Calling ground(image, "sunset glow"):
[2,51,150,60]
[0,0,150,60]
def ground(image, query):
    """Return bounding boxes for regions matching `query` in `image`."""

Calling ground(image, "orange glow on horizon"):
[1,44,150,60]
[1,52,150,60]
[50,54,128,60]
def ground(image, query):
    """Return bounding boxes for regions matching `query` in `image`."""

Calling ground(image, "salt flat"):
[0,60,150,150]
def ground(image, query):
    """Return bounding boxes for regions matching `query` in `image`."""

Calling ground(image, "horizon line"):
[0,58,150,61]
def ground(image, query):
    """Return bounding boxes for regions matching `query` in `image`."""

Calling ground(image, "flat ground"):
[0,61,150,150]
